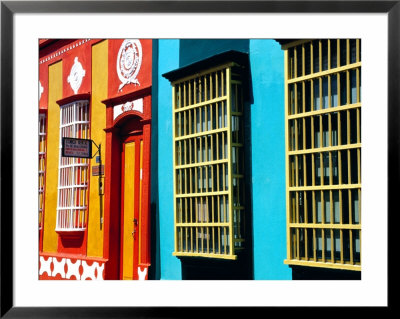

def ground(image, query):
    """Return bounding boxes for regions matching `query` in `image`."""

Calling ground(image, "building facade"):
[38,39,361,280]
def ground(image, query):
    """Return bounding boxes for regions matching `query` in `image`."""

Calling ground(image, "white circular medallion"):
[117,39,142,91]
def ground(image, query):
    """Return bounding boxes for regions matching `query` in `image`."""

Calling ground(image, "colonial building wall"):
[87,40,108,258]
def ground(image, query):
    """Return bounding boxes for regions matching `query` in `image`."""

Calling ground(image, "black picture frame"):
[1,0,396,317]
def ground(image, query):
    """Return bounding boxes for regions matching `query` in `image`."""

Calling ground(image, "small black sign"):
[62,137,92,158]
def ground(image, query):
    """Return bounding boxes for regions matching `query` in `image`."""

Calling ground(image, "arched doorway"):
[102,93,152,280]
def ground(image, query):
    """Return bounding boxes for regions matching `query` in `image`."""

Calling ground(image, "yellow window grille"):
[171,62,246,259]
[284,39,361,271]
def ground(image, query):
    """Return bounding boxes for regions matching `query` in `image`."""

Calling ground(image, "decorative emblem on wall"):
[113,98,143,120]
[117,39,142,91]
[39,81,44,101]
[67,57,86,94]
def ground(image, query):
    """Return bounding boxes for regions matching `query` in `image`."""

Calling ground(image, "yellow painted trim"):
[288,62,361,84]
[138,139,143,264]
[173,252,238,260]
[288,142,361,156]
[122,141,135,280]
[284,259,361,271]
[43,61,62,253]
[174,126,228,142]
[87,39,107,258]
[288,223,361,230]
[226,66,234,257]
[172,84,178,253]
[176,158,229,169]
[284,49,291,260]
[281,39,312,50]
[289,184,361,191]
[176,190,229,198]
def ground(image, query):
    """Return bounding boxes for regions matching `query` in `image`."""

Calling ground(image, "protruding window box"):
[163,51,248,260]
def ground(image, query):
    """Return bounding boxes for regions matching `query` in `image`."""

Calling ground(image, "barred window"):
[56,100,90,231]
[172,63,246,259]
[39,113,46,229]
[285,39,361,271]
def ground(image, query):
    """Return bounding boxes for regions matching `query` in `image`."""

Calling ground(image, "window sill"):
[55,229,85,239]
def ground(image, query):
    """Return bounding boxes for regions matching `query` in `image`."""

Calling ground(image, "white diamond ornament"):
[67,57,86,94]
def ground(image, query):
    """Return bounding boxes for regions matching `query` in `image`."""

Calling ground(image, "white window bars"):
[39,113,46,230]
[56,100,90,232]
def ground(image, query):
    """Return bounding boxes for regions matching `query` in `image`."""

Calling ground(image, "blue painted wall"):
[157,39,182,279]
[249,39,291,279]
[179,39,249,66]
[155,39,291,279]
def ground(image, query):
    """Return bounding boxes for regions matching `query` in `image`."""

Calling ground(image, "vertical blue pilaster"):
[250,40,292,280]
[157,39,182,279]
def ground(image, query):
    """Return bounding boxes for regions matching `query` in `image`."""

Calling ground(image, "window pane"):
[334,229,341,261]
[305,154,312,186]
[353,230,361,263]
[340,72,347,106]
[297,119,303,150]
[324,191,331,223]
[342,190,349,224]
[305,117,312,149]
[350,39,357,64]
[313,41,320,73]
[332,151,339,184]
[341,150,348,184]
[297,83,303,113]
[350,69,357,104]
[333,190,340,223]
[306,191,313,223]
[331,75,338,107]
[340,39,347,66]
[314,116,320,148]
[325,230,332,260]
[322,115,329,147]
[296,45,303,77]
[314,154,321,186]
[340,111,348,145]
[313,79,320,110]
[323,152,330,185]
[322,77,329,109]
[288,47,295,79]
[289,84,295,115]
[331,112,338,146]
[315,190,322,223]
[330,39,338,69]
[316,228,323,259]
[321,40,328,71]
[305,81,311,112]
[351,189,360,224]
[304,42,311,75]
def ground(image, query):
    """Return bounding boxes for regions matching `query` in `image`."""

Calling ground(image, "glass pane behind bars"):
[286,39,361,269]
[56,101,90,231]
[174,66,245,258]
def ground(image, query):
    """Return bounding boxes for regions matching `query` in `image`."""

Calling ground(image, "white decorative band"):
[39,255,105,280]
[113,98,144,120]
[39,39,91,65]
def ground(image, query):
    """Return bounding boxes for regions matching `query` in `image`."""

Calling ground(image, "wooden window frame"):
[284,39,361,271]
[56,100,90,233]
[171,63,246,260]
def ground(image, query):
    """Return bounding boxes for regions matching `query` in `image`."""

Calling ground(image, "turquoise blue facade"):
[151,39,291,280]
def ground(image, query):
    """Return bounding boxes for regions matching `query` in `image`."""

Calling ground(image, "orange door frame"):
[102,90,151,280]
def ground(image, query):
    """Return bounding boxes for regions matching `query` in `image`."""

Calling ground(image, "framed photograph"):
[1,0,396,317]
